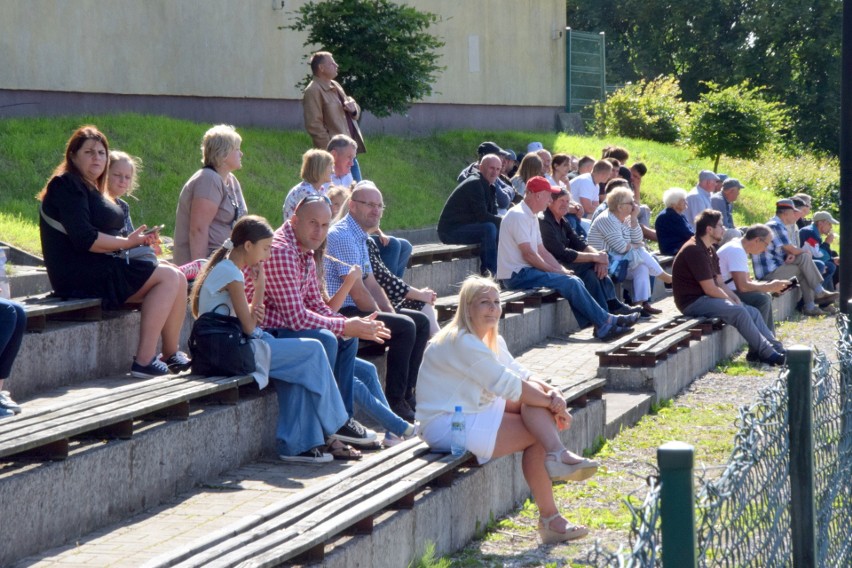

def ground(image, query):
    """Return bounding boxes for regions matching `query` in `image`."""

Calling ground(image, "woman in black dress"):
[37,126,190,379]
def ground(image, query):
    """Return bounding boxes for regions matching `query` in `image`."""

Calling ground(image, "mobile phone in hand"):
[142,224,165,235]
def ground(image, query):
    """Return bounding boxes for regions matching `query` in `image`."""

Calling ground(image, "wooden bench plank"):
[408,243,478,267]
[143,440,430,568]
[210,452,462,568]
[0,375,253,460]
[18,293,103,331]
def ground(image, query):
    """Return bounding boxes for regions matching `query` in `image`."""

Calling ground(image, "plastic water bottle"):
[0,248,10,299]
[450,406,466,456]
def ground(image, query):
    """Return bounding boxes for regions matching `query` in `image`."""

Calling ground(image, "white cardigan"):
[415,331,528,428]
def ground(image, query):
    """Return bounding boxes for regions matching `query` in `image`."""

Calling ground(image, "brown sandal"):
[326,439,362,460]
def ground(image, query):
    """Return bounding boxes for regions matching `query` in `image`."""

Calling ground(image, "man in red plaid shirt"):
[245,196,390,446]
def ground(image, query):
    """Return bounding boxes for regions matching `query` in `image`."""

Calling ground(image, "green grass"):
[0,113,807,255]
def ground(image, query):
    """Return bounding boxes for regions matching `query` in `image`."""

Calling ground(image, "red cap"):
[526,176,561,194]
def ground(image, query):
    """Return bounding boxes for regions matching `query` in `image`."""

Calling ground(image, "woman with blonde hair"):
[174,124,247,266]
[511,153,543,199]
[416,275,598,544]
[38,126,189,378]
[588,187,672,316]
[282,149,335,220]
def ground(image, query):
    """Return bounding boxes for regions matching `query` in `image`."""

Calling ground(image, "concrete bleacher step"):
[9,306,194,400]
[0,374,280,566]
[405,253,479,298]
[13,313,610,567]
[18,399,605,568]
[596,290,802,403]
[603,391,655,439]
[9,265,52,297]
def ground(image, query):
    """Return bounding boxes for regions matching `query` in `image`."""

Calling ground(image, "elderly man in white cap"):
[752,200,839,316]
[799,210,840,296]
[683,170,720,231]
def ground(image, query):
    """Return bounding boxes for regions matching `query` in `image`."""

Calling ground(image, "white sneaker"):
[0,391,21,414]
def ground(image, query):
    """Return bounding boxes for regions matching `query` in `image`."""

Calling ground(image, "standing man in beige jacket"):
[302,51,365,181]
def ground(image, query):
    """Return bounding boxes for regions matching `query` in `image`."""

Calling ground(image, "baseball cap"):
[812,211,839,224]
[527,141,544,153]
[775,198,799,212]
[722,178,744,191]
[699,170,720,183]
[504,149,517,161]
[477,141,510,159]
[525,176,561,194]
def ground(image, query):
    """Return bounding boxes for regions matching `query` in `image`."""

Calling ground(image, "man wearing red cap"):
[496,177,638,341]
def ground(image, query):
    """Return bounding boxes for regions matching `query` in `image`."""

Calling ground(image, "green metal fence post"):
[786,345,817,568]
[565,27,571,113]
[599,31,606,102]
[657,441,697,567]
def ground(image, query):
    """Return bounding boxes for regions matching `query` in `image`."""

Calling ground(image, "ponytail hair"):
[190,214,274,317]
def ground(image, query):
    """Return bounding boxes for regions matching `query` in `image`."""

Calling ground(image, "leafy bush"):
[764,152,839,214]
[591,76,688,144]
[287,0,444,118]
[688,81,788,172]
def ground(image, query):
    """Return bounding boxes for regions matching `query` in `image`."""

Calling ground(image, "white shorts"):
[419,397,507,464]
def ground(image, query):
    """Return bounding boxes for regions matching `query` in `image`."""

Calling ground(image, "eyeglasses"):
[351,199,385,211]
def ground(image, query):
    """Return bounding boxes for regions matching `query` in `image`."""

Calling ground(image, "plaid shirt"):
[244,222,345,335]
[751,216,790,279]
[324,214,372,309]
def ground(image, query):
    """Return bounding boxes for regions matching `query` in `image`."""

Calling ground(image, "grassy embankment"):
[0,113,792,255]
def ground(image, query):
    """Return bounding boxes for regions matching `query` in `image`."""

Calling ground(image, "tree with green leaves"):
[689,82,788,171]
[568,0,841,153]
[287,0,445,118]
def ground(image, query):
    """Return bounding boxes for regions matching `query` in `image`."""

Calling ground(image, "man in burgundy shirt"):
[245,196,390,445]
[671,209,785,366]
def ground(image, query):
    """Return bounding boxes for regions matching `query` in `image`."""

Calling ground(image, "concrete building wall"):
[0,0,567,132]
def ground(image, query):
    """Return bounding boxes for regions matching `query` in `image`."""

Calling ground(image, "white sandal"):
[544,451,599,482]
[538,514,589,544]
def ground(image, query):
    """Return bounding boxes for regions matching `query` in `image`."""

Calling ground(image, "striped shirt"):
[587,209,643,255]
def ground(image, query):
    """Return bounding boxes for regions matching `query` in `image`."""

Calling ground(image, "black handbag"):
[189,305,256,376]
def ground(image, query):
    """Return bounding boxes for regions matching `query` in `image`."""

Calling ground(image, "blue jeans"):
[439,222,498,276]
[268,327,357,416]
[353,358,410,436]
[814,259,837,292]
[568,263,617,310]
[503,267,609,328]
[371,235,412,278]
[565,215,588,241]
[261,332,348,456]
[0,299,25,380]
[351,157,362,182]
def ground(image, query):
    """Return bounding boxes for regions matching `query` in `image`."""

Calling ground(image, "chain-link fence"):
[588,316,852,567]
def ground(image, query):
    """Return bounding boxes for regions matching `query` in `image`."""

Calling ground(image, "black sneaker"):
[331,418,378,447]
[131,357,170,379]
[616,312,640,327]
[759,351,786,367]
[162,351,192,373]
[612,304,642,316]
[279,447,332,464]
[389,399,416,422]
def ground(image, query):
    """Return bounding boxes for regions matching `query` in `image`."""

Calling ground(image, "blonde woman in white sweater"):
[416,275,597,544]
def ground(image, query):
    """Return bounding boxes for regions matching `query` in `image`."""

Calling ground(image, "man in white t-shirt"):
[570,160,613,218]
[497,176,637,340]
[717,224,792,337]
